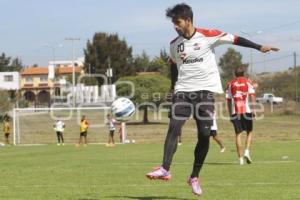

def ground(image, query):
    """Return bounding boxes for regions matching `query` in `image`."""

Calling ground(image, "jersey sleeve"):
[212,32,236,47]
[197,28,237,48]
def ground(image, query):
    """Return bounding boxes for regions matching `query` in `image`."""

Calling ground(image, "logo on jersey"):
[182,57,203,64]
[180,53,187,60]
[193,43,201,50]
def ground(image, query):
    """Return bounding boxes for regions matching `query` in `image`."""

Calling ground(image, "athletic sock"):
[244,149,250,156]
[239,157,244,165]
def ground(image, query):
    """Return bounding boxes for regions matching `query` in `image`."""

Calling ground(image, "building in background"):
[18,57,115,106]
[0,72,20,90]
[20,65,82,105]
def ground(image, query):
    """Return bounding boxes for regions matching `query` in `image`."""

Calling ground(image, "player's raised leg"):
[146,118,185,180]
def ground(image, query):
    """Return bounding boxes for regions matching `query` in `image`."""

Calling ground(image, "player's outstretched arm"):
[259,46,280,53]
[235,36,279,53]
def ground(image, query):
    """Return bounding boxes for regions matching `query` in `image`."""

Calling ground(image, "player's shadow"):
[106,196,195,200]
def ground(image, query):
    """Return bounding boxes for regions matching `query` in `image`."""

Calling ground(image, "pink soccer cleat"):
[146,166,171,181]
[187,177,202,196]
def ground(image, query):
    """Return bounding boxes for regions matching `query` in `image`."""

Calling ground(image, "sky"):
[1,0,300,73]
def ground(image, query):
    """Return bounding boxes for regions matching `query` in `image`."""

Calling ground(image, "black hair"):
[166,3,193,22]
[235,67,245,77]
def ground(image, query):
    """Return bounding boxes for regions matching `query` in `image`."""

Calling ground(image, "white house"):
[0,72,20,90]
[48,57,84,79]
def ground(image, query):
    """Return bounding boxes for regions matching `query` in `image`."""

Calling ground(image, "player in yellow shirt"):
[3,117,10,145]
[77,115,89,147]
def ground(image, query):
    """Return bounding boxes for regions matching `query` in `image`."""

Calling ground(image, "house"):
[20,66,82,104]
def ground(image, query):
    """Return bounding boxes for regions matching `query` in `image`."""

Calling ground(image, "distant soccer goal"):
[13,106,128,145]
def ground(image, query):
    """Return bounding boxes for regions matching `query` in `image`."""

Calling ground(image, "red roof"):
[57,67,82,74]
[21,67,48,75]
[21,66,82,75]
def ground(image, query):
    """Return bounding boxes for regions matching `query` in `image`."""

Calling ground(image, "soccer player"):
[226,67,256,165]
[210,112,225,153]
[3,116,10,145]
[146,3,279,196]
[106,114,116,147]
[53,118,65,146]
[77,115,89,147]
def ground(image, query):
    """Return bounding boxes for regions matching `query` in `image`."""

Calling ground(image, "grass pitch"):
[1,112,300,199]
[0,141,299,200]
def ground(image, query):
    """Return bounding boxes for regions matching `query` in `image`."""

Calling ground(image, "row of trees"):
[256,68,300,100]
[84,33,171,82]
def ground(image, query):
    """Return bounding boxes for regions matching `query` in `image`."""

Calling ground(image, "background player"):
[226,67,256,165]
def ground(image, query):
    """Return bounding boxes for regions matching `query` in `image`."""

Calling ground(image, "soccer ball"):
[111,97,135,121]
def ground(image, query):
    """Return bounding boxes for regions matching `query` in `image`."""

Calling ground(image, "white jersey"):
[54,120,65,132]
[170,28,237,93]
[106,119,116,131]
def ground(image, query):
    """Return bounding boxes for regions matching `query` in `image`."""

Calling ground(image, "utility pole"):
[65,37,80,107]
[294,52,298,103]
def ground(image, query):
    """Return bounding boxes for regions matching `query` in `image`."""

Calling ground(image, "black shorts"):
[210,130,217,137]
[109,130,115,137]
[4,133,9,138]
[80,131,87,137]
[56,131,63,136]
[170,91,214,119]
[170,91,215,136]
[231,113,253,134]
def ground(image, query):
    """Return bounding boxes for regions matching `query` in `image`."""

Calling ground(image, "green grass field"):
[1,112,300,200]
[1,141,300,199]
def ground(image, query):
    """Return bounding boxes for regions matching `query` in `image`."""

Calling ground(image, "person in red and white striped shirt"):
[226,67,256,165]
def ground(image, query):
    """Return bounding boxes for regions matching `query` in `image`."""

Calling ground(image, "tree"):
[133,49,170,76]
[218,48,249,84]
[133,50,151,72]
[148,49,170,77]
[0,53,23,72]
[0,90,11,119]
[117,74,170,123]
[84,32,135,85]
[256,67,300,100]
